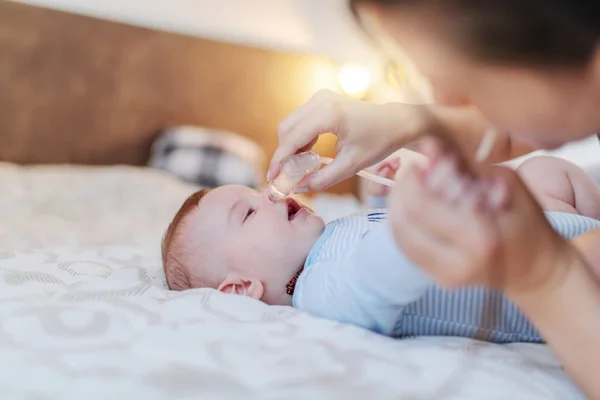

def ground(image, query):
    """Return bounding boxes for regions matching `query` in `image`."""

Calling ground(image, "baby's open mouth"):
[286,198,301,221]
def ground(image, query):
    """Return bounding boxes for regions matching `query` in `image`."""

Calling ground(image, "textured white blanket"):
[0,163,584,399]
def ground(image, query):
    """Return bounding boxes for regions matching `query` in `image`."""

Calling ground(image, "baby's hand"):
[366,157,401,197]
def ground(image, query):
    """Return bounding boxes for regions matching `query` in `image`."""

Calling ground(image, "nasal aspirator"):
[268,150,396,202]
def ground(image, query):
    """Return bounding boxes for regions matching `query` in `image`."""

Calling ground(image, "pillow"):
[148,126,266,189]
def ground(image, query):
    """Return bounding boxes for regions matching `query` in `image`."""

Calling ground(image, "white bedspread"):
[0,163,584,399]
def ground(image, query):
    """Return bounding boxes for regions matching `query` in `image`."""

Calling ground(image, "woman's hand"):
[387,139,572,295]
[389,144,600,398]
[267,90,429,191]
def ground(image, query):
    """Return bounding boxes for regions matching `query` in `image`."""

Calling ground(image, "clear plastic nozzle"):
[268,150,397,202]
[268,151,322,201]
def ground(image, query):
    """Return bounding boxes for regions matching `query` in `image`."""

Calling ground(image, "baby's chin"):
[309,213,326,234]
[293,212,325,241]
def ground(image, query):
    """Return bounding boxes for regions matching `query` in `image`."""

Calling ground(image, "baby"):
[162,153,600,342]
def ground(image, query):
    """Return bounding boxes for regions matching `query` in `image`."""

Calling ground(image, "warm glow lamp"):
[338,64,371,99]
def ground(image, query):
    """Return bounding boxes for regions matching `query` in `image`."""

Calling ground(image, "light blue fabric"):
[367,196,387,209]
[292,211,600,343]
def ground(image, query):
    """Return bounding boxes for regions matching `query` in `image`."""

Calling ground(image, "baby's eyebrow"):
[228,200,241,225]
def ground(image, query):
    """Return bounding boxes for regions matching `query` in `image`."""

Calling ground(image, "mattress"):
[0,163,584,399]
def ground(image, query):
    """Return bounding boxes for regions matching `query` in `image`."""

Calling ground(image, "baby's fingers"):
[375,164,394,179]
[377,157,401,178]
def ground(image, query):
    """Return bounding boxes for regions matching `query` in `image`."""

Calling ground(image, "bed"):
[0,163,584,399]
[0,2,588,399]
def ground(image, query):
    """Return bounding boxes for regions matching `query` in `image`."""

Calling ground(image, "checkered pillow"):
[148,126,265,189]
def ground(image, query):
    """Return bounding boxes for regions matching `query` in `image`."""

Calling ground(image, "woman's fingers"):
[296,148,360,191]
[393,215,466,279]
[277,91,325,137]
[419,136,477,178]
[269,97,326,180]
[390,146,569,293]
[422,154,482,208]
[388,166,466,282]
[268,114,334,181]
[396,164,485,246]
[485,178,510,211]
[389,161,503,285]
[459,181,487,211]
[269,91,342,180]
[270,91,437,188]
[424,156,456,193]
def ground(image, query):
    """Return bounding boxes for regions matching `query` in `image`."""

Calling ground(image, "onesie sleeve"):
[293,220,433,335]
[366,196,387,209]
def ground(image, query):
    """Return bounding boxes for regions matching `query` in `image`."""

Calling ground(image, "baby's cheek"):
[255,228,287,251]
[267,229,301,259]
[273,228,296,249]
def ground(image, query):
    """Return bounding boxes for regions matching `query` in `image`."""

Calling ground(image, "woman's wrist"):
[509,241,580,308]
[382,102,432,148]
[379,103,483,159]
[508,244,600,399]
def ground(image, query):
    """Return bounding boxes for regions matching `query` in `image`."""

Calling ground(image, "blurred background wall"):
[13,0,380,71]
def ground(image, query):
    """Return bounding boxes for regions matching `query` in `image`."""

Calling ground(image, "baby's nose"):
[261,189,277,204]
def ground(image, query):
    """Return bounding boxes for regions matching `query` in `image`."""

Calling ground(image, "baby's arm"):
[517,156,600,219]
[293,221,432,334]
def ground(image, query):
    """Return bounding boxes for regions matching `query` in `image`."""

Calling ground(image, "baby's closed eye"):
[244,209,255,222]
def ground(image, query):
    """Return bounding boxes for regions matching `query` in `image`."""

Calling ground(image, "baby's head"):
[162,185,325,305]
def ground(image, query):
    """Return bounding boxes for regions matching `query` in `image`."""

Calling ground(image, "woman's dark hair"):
[350,0,600,68]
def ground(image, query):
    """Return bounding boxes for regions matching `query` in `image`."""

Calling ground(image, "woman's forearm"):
[512,247,600,399]
[405,104,535,163]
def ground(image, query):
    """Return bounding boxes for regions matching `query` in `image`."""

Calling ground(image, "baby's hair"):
[162,188,211,290]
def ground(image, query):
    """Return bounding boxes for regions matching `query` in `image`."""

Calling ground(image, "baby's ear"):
[217,275,264,300]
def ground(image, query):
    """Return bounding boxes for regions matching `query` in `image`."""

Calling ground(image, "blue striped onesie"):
[292,210,600,343]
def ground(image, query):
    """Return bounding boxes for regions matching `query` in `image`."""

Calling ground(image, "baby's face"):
[182,185,325,304]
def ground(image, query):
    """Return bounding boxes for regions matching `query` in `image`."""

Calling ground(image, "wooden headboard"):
[0,1,357,195]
